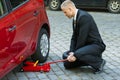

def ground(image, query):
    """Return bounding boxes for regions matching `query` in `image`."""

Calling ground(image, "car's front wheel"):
[48,0,61,10]
[108,0,120,13]
[31,28,50,63]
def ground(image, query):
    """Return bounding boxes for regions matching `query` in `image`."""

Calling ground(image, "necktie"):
[73,19,76,29]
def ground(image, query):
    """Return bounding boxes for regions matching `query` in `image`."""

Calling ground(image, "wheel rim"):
[50,0,59,9]
[40,34,49,57]
[109,0,120,12]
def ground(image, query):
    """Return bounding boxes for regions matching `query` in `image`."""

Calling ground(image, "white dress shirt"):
[73,9,78,27]
[74,9,78,21]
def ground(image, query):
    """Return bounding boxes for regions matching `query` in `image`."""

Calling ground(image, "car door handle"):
[33,11,39,16]
[8,26,16,32]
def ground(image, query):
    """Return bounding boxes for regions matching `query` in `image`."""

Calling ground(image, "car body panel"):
[73,0,108,8]
[11,0,39,60]
[0,0,50,78]
[0,12,17,75]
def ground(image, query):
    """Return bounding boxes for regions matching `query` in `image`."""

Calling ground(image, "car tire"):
[48,0,61,11]
[31,28,50,63]
[108,0,120,13]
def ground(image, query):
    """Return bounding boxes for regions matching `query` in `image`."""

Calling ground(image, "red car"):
[0,0,50,78]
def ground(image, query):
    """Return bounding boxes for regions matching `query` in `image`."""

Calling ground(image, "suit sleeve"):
[70,31,76,52]
[70,20,76,52]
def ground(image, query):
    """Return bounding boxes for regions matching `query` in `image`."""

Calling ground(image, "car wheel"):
[48,0,61,10]
[108,0,120,13]
[31,28,50,63]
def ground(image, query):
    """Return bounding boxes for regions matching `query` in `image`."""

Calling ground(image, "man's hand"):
[67,52,76,62]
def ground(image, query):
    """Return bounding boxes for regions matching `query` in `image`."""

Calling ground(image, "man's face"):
[62,8,73,19]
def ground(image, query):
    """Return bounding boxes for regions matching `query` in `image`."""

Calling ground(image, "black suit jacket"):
[70,9,106,52]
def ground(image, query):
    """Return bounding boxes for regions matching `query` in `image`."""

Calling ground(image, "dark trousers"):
[62,44,103,69]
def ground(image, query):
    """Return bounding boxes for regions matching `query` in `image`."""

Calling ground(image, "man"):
[61,0,106,74]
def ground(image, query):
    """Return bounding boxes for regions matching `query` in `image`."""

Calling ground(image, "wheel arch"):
[105,0,110,8]
[46,0,63,3]
[41,23,50,38]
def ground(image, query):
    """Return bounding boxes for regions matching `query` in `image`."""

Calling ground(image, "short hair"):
[61,0,75,9]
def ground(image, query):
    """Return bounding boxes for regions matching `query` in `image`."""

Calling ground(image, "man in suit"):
[61,0,106,74]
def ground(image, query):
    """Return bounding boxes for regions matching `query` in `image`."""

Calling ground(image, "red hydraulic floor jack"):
[21,59,67,72]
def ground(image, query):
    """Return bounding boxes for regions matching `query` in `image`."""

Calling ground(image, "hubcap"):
[50,0,59,8]
[110,1,120,10]
[40,34,49,57]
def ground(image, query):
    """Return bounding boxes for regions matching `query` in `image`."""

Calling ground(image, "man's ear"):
[68,7,72,12]
[68,7,72,11]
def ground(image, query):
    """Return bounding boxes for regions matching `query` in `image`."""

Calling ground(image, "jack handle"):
[46,59,67,64]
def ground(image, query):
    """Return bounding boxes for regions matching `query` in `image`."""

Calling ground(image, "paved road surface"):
[2,9,120,80]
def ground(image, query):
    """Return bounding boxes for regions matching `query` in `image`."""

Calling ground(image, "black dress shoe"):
[94,59,106,74]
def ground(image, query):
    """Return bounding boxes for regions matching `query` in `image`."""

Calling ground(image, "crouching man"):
[61,0,106,74]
